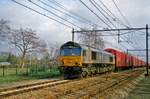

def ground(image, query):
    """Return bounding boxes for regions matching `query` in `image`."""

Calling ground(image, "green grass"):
[0,75,35,84]
[26,68,61,79]
[128,75,150,99]
[0,67,61,84]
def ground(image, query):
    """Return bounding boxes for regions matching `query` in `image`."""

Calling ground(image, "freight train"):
[57,41,145,78]
[105,48,146,70]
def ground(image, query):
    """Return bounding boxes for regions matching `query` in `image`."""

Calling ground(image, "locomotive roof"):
[60,41,81,49]
[77,43,113,56]
[61,41,114,56]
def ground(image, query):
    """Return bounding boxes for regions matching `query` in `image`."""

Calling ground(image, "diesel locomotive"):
[57,41,115,78]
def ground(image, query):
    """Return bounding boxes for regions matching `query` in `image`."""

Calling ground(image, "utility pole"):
[94,30,97,48]
[126,49,128,67]
[118,30,120,43]
[72,28,74,42]
[145,24,149,76]
[30,52,32,65]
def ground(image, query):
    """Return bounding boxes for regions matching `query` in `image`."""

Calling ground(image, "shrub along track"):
[4,69,144,99]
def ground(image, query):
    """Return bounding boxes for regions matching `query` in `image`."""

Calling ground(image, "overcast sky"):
[0,0,150,60]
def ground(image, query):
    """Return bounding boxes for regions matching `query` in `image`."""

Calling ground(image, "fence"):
[0,64,60,77]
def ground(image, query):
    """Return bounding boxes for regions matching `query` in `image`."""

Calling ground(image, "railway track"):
[53,70,144,99]
[2,69,144,99]
[92,71,143,98]
[0,79,70,98]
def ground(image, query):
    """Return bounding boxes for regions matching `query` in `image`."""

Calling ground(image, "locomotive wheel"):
[80,71,88,78]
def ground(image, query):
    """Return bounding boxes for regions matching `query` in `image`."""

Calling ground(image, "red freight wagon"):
[139,60,143,67]
[132,56,139,67]
[141,60,145,67]
[142,61,145,66]
[126,54,133,67]
[130,56,135,67]
[105,48,131,70]
[139,60,145,67]
[105,48,146,70]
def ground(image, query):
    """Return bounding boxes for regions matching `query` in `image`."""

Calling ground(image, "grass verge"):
[0,68,61,84]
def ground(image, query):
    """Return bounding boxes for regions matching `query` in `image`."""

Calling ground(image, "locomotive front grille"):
[58,56,82,67]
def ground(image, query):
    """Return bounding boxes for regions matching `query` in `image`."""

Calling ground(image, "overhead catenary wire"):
[75,26,146,50]
[90,0,119,27]
[98,0,129,28]
[79,0,125,49]
[12,0,144,52]
[97,0,137,48]
[12,0,120,49]
[47,0,66,10]
[111,0,131,27]
[28,0,82,29]
[46,0,103,28]
[79,0,112,28]
[89,0,117,29]
[131,31,146,48]
[46,0,147,57]
[11,0,74,29]
[79,0,131,48]
[95,30,142,36]
[38,0,95,28]
[79,0,136,49]
[78,29,141,36]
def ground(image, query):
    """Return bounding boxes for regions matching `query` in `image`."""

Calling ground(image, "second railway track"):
[0,79,70,98]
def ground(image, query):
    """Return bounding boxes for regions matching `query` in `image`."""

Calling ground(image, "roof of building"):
[0,62,11,66]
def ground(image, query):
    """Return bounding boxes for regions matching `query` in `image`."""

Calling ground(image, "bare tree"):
[32,39,48,53]
[33,40,49,60]
[10,28,43,67]
[0,19,10,42]
[78,28,105,49]
[26,40,49,66]
[49,42,61,60]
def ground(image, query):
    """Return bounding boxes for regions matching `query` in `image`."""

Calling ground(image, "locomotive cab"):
[58,41,82,78]
[58,41,82,67]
